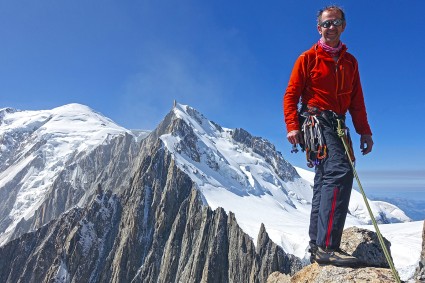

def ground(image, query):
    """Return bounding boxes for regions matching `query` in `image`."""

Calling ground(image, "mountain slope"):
[160,103,411,259]
[0,104,146,245]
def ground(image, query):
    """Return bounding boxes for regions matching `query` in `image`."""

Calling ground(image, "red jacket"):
[283,44,372,135]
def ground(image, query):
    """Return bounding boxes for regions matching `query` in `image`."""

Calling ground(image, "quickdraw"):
[296,107,355,168]
[301,113,327,168]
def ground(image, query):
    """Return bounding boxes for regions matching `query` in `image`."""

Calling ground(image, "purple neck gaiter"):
[318,39,343,58]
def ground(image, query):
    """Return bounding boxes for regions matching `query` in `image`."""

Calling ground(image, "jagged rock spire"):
[415,221,425,280]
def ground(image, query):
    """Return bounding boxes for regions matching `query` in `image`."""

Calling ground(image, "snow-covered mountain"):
[159,104,419,275]
[0,103,422,281]
[0,104,149,245]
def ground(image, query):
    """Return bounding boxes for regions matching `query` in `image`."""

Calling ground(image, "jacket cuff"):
[286,124,300,133]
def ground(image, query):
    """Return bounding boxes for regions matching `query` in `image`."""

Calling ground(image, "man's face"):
[317,9,346,47]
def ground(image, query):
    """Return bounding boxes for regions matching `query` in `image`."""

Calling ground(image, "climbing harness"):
[336,119,401,283]
[296,107,354,168]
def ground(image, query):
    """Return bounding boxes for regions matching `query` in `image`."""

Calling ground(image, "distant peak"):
[172,101,188,112]
[0,107,17,124]
[50,104,115,124]
[172,103,203,123]
[53,103,94,113]
[0,107,16,115]
[172,100,185,111]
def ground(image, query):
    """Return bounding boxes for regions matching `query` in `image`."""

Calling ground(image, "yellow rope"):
[336,119,401,283]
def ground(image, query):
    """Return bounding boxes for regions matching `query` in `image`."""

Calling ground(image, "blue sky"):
[1,0,425,192]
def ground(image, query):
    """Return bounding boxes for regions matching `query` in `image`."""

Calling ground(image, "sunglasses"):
[319,19,344,28]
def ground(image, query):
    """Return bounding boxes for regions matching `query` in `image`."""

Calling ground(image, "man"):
[283,6,373,267]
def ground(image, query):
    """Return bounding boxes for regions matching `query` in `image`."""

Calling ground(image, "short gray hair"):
[317,5,346,24]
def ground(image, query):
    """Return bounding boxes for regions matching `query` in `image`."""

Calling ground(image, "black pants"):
[308,117,354,250]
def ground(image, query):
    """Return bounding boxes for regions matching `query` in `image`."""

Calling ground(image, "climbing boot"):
[308,243,318,263]
[315,247,360,267]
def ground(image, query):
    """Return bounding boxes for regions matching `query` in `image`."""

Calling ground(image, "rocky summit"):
[267,227,401,283]
[285,264,395,283]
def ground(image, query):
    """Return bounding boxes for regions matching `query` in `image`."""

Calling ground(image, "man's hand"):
[360,134,373,155]
[287,130,303,145]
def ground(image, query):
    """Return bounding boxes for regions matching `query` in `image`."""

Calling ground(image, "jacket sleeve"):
[283,54,308,133]
[348,59,372,135]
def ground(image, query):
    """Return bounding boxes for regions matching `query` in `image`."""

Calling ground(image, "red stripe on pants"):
[325,188,339,248]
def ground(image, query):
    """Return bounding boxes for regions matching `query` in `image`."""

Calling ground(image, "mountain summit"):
[0,104,144,245]
[160,103,411,257]
[0,102,419,282]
